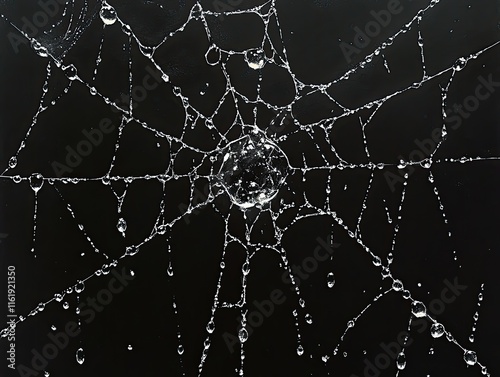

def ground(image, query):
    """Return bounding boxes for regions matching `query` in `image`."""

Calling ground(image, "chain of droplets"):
[0,0,498,375]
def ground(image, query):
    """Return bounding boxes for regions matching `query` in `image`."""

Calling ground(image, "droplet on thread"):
[75,348,85,365]
[411,301,427,318]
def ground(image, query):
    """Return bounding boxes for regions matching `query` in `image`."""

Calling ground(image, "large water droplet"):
[297,344,304,356]
[392,279,403,291]
[411,301,427,318]
[430,323,445,338]
[31,40,48,57]
[218,129,289,209]
[63,64,78,80]
[245,48,266,70]
[75,348,85,365]
[75,280,85,294]
[127,344,133,351]
[100,5,117,25]
[177,345,184,355]
[305,313,313,324]
[463,350,477,366]
[29,173,44,192]
[206,320,215,334]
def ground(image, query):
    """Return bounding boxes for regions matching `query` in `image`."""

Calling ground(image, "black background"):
[0,0,499,376]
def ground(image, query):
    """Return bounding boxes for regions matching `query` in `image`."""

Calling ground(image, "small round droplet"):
[411,301,427,318]
[100,5,117,25]
[238,328,248,343]
[297,344,304,356]
[245,48,266,70]
[396,352,406,370]
[62,302,70,310]
[206,320,215,334]
[8,156,17,168]
[305,313,312,324]
[127,344,133,351]
[392,279,403,291]
[75,280,85,294]
[12,175,22,184]
[463,350,477,366]
[117,218,127,233]
[453,57,467,71]
[75,348,85,365]
[29,173,44,192]
[205,45,220,65]
[430,323,445,338]
[326,272,335,288]
[177,345,184,355]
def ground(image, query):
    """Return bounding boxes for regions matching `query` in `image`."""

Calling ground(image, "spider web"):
[0,0,499,376]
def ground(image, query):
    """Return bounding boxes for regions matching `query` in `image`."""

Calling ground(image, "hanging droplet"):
[411,301,427,318]
[89,87,97,96]
[430,323,445,338]
[100,4,117,25]
[327,272,335,288]
[463,350,477,366]
[125,246,138,256]
[177,345,184,355]
[12,175,22,184]
[44,371,50,377]
[37,302,45,311]
[205,45,220,66]
[296,344,304,356]
[50,325,56,331]
[29,173,44,192]
[75,280,85,294]
[8,156,17,168]
[305,313,313,324]
[75,348,85,365]
[117,218,127,233]
[238,328,248,343]
[245,48,266,70]
[453,57,467,71]
[396,352,406,370]
[127,344,133,351]
[63,302,69,310]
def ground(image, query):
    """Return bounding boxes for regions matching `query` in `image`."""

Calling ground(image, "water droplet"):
[127,344,133,351]
[396,352,406,370]
[297,344,304,356]
[8,156,17,168]
[327,272,335,288]
[76,348,85,364]
[62,302,69,310]
[75,280,85,294]
[89,87,97,96]
[207,321,215,333]
[44,371,50,377]
[238,328,248,343]
[29,173,44,192]
[117,218,127,233]
[125,246,138,256]
[463,350,477,366]
[177,345,184,355]
[100,4,117,25]
[245,48,266,70]
[453,57,467,71]
[13,175,22,183]
[51,325,56,331]
[205,45,220,65]
[392,279,403,291]
[37,302,45,311]
[411,301,427,318]
[305,313,313,324]
[430,323,445,338]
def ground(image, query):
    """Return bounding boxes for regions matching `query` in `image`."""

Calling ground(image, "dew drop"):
[463,350,477,366]
[411,301,427,318]
[29,173,44,192]
[392,279,403,291]
[305,313,313,324]
[117,218,127,233]
[396,352,406,370]
[238,328,248,343]
[127,344,133,351]
[177,345,184,355]
[63,64,78,80]
[206,320,215,334]
[75,348,85,365]
[297,344,304,356]
[31,40,48,57]
[430,323,445,338]
[453,57,467,71]
[100,4,117,25]
[75,280,85,294]
[13,175,22,184]
[245,48,266,70]
[8,156,17,168]
[327,272,335,288]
